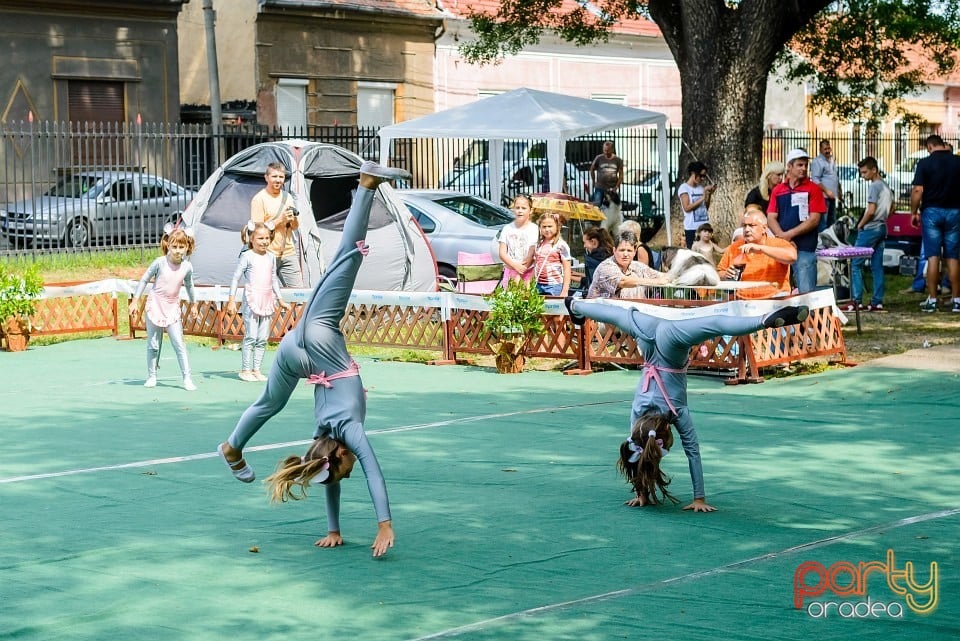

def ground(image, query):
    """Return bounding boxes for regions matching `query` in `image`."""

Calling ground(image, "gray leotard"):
[571,299,768,499]
[227,186,390,530]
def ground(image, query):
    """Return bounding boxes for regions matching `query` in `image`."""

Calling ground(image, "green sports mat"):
[1,338,957,640]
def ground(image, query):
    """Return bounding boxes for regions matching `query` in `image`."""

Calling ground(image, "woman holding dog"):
[678,161,716,248]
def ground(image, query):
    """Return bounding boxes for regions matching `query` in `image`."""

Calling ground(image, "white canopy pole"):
[378,133,391,165]
[656,123,672,247]
[548,138,564,194]
[490,139,505,205]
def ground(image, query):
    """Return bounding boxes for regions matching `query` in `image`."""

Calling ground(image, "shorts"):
[536,282,563,296]
[920,207,960,260]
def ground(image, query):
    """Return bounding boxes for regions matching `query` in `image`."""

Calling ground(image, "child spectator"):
[497,194,538,285]
[226,221,291,381]
[580,226,614,293]
[532,212,572,296]
[690,222,726,265]
[129,226,199,390]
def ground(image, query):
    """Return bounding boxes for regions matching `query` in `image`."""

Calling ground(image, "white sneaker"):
[252,370,268,382]
[183,377,197,391]
[144,377,157,388]
[238,371,258,382]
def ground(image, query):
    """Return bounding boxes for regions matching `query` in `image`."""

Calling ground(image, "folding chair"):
[456,251,503,295]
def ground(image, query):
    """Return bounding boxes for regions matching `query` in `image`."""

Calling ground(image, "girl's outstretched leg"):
[297,162,411,333]
[567,297,664,344]
[219,360,301,482]
[657,306,809,363]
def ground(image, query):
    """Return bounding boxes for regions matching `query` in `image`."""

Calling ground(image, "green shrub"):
[483,279,546,338]
[0,263,44,327]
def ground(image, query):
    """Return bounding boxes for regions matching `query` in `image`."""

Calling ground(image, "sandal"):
[218,443,255,483]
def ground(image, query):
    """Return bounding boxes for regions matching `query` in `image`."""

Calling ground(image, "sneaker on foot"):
[762,305,809,328]
[953,301,960,313]
[920,299,937,313]
[866,303,884,312]
[239,371,257,382]
[183,377,197,391]
[252,370,268,381]
[840,302,862,312]
[144,376,157,388]
[358,160,412,182]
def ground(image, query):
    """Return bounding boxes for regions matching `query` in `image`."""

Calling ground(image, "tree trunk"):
[649,0,832,244]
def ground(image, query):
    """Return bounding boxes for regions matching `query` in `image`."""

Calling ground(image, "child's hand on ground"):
[683,498,716,513]
[371,521,394,558]
[624,495,647,508]
[315,531,344,549]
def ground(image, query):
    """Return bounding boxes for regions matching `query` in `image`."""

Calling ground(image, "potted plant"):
[483,279,546,373]
[0,263,44,352]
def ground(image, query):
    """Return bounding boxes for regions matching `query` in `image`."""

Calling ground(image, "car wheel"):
[64,218,92,248]
[438,264,457,281]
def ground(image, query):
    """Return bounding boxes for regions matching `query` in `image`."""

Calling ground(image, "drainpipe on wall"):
[203,0,223,163]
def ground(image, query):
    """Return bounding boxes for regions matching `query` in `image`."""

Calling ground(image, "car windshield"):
[45,175,100,198]
[430,195,514,227]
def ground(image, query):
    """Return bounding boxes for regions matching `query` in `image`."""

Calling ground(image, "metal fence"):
[1,120,951,258]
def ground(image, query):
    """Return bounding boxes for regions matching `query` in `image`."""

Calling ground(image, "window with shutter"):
[276,79,307,134]
[68,80,126,166]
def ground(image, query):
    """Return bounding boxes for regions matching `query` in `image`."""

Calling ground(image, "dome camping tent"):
[181,140,437,291]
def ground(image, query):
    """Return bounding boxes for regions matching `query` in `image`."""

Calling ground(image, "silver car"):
[0,171,194,248]
[395,189,514,280]
[443,159,587,205]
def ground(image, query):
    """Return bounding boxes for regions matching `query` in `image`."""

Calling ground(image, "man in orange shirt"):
[718,209,797,299]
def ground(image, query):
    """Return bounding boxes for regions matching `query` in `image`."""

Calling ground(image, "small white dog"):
[659,246,721,287]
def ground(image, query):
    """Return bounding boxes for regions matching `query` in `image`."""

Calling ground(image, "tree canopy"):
[458,0,960,238]
[462,0,960,127]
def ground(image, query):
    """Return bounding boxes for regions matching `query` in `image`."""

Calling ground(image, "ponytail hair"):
[616,411,678,505]
[240,219,276,248]
[265,436,346,503]
[583,225,614,256]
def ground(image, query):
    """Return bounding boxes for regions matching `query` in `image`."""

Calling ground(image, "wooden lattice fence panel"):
[748,306,846,368]
[32,292,117,336]
[526,314,579,358]
[341,303,444,350]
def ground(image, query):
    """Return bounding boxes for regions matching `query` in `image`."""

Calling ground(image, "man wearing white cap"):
[767,148,826,293]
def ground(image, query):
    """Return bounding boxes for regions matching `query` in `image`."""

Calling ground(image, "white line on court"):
[404,506,960,641]
[0,399,627,484]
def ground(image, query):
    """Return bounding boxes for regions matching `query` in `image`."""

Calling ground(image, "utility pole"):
[202,0,223,163]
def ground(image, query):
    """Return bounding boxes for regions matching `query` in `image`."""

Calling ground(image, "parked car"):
[443,160,587,205]
[617,168,663,215]
[395,189,514,280]
[888,150,928,203]
[837,163,870,210]
[0,171,194,248]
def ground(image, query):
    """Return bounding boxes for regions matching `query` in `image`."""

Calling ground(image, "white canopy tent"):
[378,87,673,244]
